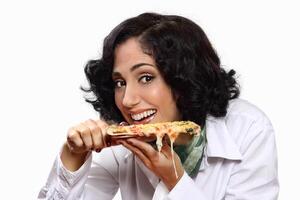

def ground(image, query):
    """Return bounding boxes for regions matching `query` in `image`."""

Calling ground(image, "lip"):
[128,108,157,115]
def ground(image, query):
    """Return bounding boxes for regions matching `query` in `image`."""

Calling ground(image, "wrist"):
[163,169,184,191]
[61,143,90,172]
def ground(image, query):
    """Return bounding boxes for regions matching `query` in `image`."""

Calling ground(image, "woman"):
[38,13,279,199]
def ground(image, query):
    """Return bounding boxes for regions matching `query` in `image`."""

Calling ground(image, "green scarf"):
[148,126,206,178]
[174,126,206,178]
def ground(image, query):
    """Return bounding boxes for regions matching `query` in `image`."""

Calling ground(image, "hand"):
[66,119,111,154]
[61,119,112,171]
[117,137,184,191]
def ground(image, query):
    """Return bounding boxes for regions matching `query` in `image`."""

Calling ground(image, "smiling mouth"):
[130,109,157,122]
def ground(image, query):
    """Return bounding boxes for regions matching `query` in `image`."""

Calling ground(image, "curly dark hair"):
[81,12,240,127]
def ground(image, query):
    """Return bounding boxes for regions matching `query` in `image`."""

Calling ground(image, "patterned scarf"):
[174,126,206,178]
[148,126,206,178]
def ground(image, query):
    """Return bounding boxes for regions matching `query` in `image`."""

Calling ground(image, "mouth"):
[130,109,157,124]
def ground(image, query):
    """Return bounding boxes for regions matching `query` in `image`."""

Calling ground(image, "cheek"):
[144,85,164,102]
[114,91,122,110]
[146,84,175,106]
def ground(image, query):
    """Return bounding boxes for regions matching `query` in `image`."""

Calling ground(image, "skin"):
[61,37,184,191]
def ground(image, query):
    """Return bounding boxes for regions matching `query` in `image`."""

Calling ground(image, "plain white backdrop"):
[0,0,299,199]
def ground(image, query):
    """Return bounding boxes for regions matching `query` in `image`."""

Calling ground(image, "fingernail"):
[96,148,101,153]
[119,121,129,126]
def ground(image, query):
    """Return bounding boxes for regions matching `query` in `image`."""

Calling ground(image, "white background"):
[0,0,299,199]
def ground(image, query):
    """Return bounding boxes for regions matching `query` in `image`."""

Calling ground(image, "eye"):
[139,74,154,84]
[114,80,126,88]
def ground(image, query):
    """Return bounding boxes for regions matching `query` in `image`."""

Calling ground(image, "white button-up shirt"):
[38,99,279,199]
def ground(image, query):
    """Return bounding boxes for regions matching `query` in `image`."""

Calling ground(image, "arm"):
[38,119,120,199]
[157,172,209,200]
[117,136,210,199]
[37,150,93,199]
[38,147,120,200]
[117,138,185,191]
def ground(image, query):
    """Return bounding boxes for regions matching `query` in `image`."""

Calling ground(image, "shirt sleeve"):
[224,116,279,199]
[166,172,209,200]
[38,148,120,200]
[37,151,93,200]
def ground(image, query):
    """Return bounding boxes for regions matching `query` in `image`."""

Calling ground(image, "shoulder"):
[224,99,275,150]
[225,98,273,129]
[226,98,268,121]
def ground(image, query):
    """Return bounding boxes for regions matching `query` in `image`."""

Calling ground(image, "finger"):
[126,138,164,163]
[127,138,157,156]
[95,119,109,147]
[77,123,93,150]
[95,119,109,128]
[119,140,152,169]
[84,119,102,150]
[67,127,84,148]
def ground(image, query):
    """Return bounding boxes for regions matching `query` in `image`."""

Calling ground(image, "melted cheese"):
[169,136,178,179]
[155,131,179,178]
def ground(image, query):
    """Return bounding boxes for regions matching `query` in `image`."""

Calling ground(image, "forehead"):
[113,38,155,72]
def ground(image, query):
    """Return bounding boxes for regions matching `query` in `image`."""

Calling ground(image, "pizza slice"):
[107,121,201,178]
[107,121,201,149]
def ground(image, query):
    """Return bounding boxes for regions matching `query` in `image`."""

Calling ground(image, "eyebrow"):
[112,63,154,77]
[130,63,154,72]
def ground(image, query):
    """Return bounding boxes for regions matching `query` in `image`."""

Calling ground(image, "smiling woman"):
[38,12,279,200]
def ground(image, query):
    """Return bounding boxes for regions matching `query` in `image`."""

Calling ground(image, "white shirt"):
[38,99,279,199]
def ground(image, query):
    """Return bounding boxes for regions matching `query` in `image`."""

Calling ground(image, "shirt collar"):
[205,116,243,161]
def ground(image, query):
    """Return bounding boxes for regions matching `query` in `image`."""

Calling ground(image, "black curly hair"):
[81,12,240,127]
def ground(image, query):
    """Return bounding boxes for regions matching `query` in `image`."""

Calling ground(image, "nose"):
[122,85,140,108]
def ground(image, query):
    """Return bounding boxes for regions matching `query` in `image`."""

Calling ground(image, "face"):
[113,38,181,125]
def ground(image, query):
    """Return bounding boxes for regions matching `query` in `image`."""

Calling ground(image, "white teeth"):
[131,109,156,121]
